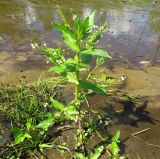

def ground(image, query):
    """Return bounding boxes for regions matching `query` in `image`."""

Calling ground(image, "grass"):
[0,76,64,125]
[0,76,66,158]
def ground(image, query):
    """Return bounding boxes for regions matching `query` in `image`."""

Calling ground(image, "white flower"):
[31,43,38,49]
[56,59,63,64]
[93,25,98,29]
[43,43,47,47]
[120,75,127,81]
[44,102,48,108]
[31,43,35,49]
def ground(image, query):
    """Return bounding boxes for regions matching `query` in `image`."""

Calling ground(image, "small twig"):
[37,148,48,159]
[96,130,105,141]
[84,94,90,108]
[108,109,123,115]
[106,149,112,158]
[56,125,77,131]
[133,135,160,149]
[132,128,150,136]
[54,144,73,158]
[34,154,40,159]
[137,153,141,159]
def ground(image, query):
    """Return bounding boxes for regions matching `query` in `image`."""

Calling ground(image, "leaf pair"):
[50,98,78,120]
[52,22,79,53]
[36,112,54,131]
[107,130,120,157]
[72,10,95,39]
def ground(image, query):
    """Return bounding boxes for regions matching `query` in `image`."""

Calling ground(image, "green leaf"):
[65,105,78,114]
[52,22,76,39]
[39,143,53,148]
[50,98,65,111]
[11,127,22,136]
[65,64,76,72]
[14,133,31,145]
[49,64,66,75]
[67,72,79,85]
[52,22,79,52]
[88,146,104,159]
[88,11,96,27]
[119,157,126,159]
[74,152,86,159]
[36,118,53,130]
[81,17,90,37]
[36,113,54,130]
[80,11,96,38]
[53,112,62,120]
[62,31,79,52]
[64,105,78,120]
[72,10,82,31]
[112,130,120,143]
[80,54,92,65]
[65,58,76,72]
[49,61,76,75]
[79,80,107,95]
[81,49,112,58]
[26,118,32,130]
[108,141,119,156]
[66,58,75,64]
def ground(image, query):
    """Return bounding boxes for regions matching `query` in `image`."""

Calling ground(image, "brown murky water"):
[0,0,160,158]
[0,0,160,82]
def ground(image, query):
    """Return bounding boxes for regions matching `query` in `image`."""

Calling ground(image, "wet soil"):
[42,66,160,159]
[87,66,160,158]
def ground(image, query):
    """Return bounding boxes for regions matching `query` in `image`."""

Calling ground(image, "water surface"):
[0,0,160,82]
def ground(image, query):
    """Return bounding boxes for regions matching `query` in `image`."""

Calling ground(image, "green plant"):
[31,6,123,159]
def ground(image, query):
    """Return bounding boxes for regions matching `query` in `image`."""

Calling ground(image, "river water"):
[0,0,160,158]
[0,0,160,82]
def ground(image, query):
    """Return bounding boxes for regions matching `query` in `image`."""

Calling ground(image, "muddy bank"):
[86,66,160,158]
[41,65,160,159]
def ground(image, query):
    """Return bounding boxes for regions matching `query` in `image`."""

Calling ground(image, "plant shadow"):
[102,99,156,127]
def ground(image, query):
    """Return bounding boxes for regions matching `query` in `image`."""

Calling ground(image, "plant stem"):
[75,52,80,102]
[75,51,83,134]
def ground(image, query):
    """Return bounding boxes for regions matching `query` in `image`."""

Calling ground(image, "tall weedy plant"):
[32,6,122,159]
[33,6,111,105]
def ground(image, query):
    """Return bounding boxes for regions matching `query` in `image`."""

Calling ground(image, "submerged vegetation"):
[0,6,128,159]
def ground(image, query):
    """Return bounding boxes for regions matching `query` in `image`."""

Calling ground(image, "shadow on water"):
[102,99,156,127]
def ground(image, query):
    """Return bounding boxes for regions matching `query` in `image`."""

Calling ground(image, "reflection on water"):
[0,0,160,79]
